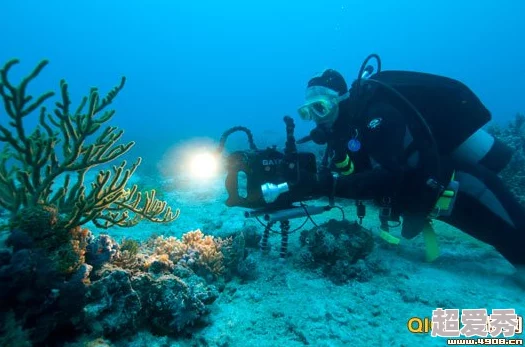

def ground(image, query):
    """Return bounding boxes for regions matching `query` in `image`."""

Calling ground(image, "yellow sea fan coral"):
[0,59,179,230]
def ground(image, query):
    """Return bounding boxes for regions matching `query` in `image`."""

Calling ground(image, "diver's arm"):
[327,101,409,199]
[331,168,402,199]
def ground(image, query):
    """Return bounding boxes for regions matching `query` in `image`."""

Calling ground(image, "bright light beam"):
[189,151,219,180]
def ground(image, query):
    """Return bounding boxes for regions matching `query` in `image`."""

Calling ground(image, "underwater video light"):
[189,151,219,179]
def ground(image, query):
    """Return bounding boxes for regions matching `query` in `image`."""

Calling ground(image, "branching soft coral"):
[0,59,179,229]
[146,230,232,278]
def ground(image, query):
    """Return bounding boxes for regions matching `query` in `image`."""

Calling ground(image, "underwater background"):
[1,0,525,346]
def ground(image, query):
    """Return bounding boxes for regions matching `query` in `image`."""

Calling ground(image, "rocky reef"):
[296,219,387,284]
[0,218,251,346]
[487,113,525,205]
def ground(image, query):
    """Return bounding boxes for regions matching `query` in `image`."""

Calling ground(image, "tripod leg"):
[280,220,290,259]
[260,221,274,254]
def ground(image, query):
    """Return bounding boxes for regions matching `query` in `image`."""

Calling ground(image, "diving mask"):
[297,86,349,123]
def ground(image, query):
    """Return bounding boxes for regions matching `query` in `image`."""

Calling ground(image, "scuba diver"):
[295,54,525,286]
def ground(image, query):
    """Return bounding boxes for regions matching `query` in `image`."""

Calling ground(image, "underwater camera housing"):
[218,116,321,215]
[224,145,317,209]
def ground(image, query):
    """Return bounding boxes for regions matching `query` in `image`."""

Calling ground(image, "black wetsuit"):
[330,100,525,266]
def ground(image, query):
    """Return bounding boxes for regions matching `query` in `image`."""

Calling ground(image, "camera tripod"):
[245,204,333,258]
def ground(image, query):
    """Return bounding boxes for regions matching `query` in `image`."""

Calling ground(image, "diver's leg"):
[441,188,525,288]
[439,165,525,266]
[441,188,525,265]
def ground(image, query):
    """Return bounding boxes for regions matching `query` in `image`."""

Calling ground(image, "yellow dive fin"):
[379,230,401,245]
[423,220,440,262]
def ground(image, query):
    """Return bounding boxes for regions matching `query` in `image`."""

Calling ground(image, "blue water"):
[3,0,524,161]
